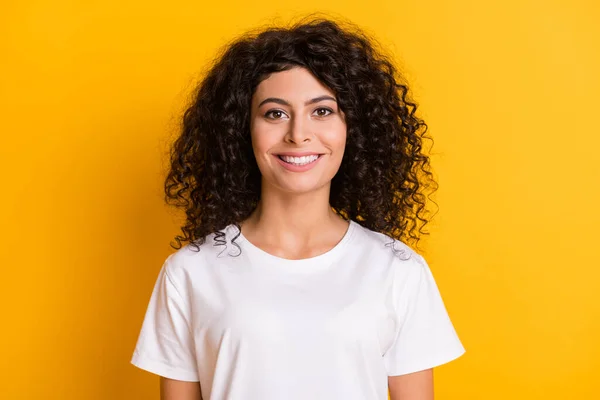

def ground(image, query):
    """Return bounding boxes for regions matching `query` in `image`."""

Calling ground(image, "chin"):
[273,178,330,195]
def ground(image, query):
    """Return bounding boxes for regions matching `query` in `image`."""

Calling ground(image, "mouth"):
[276,154,324,166]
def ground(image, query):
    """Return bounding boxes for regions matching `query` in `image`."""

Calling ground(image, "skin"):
[388,369,434,399]
[241,66,350,258]
[160,378,201,400]
[160,66,434,399]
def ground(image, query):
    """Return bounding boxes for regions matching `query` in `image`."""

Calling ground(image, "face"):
[250,67,347,195]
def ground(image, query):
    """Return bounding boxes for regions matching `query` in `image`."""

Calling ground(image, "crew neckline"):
[228,219,358,272]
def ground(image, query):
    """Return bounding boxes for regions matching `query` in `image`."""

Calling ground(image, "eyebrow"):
[258,95,337,108]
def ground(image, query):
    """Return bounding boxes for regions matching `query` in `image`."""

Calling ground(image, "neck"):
[241,180,345,245]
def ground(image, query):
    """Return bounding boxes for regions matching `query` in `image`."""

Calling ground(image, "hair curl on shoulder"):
[165,15,439,253]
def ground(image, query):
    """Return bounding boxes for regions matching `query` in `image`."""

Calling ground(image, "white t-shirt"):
[131,219,465,399]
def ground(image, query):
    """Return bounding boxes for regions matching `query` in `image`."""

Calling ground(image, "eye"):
[264,109,288,120]
[314,107,333,117]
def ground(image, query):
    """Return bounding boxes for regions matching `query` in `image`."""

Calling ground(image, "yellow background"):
[1,1,599,399]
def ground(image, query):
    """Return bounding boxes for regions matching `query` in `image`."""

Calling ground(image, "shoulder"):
[347,222,433,315]
[161,225,236,285]
[352,221,424,265]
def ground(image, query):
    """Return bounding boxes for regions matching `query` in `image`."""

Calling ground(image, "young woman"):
[131,16,465,400]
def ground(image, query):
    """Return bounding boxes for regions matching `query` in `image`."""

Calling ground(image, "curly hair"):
[165,15,438,253]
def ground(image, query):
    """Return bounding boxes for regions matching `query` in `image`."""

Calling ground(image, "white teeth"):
[280,155,319,165]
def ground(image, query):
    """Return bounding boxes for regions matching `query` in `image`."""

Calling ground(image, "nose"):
[285,115,312,144]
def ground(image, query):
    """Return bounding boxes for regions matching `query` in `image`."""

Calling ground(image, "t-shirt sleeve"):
[383,252,466,376]
[130,254,199,381]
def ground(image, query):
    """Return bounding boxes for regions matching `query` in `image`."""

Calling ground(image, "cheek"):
[251,121,282,163]
[320,123,347,153]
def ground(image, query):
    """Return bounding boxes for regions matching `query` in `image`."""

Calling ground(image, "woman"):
[131,16,466,400]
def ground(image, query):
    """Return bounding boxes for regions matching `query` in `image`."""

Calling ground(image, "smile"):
[273,153,324,172]
[278,154,321,165]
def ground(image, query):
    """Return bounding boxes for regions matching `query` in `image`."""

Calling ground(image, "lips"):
[272,152,324,172]
[273,151,325,165]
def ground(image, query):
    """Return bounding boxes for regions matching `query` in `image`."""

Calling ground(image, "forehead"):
[253,67,335,101]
